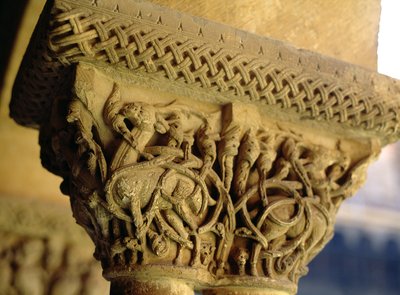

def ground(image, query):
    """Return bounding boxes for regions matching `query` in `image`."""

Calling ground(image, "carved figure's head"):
[121,103,153,127]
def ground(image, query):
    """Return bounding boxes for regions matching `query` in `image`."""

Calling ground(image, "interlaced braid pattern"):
[10,0,400,140]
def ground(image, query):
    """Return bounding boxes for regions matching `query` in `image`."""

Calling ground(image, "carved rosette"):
[38,63,378,294]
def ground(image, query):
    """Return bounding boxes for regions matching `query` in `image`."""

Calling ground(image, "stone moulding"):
[10,0,400,143]
[9,0,400,294]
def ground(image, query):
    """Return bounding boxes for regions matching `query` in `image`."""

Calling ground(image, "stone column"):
[0,197,108,295]
[10,0,400,294]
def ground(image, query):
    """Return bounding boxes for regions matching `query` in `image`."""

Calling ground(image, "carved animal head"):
[233,248,249,266]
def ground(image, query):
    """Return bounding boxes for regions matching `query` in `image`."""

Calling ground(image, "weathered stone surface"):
[148,0,381,70]
[0,0,384,205]
[10,0,400,143]
[7,0,400,294]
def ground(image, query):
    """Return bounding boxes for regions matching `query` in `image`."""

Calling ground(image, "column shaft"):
[110,279,193,295]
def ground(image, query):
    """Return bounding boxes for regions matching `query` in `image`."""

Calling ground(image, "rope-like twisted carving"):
[11,0,400,140]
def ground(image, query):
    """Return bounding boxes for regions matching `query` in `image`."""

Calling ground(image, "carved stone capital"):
[10,0,400,294]
[38,62,378,294]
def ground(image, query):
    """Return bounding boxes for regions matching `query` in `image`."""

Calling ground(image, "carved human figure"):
[37,66,378,294]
